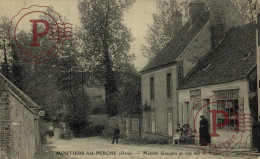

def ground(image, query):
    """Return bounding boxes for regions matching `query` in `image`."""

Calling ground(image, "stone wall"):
[142,132,173,144]
[141,65,178,137]
[0,85,12,159]
[0,74,40,159]
[177,22,212,77]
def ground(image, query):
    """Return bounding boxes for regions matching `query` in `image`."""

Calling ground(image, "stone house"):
[0,73,40,159]
[178,23,256,147]
[139,0,247,143]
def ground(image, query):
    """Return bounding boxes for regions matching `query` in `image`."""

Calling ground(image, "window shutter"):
[238,98,244,112]
[143,112,147,132]
[178,103,183,125]
[238,98,244,131]
[168,113,173,136]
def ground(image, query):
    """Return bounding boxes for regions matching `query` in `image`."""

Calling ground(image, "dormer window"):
[242,52,251,60]
[202,64,211,71]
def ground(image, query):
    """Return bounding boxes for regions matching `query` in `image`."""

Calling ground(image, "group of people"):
[173,123,194,144]
[111,115,210,146]
[173,115,210,146]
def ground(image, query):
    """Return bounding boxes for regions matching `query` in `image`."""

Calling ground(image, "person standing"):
[199,115,210,146]
[48,124,54,138]
[112,125,120,144]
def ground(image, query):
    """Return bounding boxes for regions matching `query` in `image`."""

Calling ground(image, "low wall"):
[142,132,173,144]
[129,130,139,139]
[0,74,40,159]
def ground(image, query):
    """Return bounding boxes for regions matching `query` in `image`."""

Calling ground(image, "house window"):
[150,77,155,100]
[166,73,172,98]
[216,99,239,131]
[151,110,156,133]
[131,119,139,131]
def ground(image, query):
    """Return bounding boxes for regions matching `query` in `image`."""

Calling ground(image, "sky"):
[0,0,158,71]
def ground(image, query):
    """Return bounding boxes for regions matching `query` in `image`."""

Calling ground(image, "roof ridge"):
[140,11,210,74]
[0,73,40,108]
[181,22,255,83]
[178,23,256,89]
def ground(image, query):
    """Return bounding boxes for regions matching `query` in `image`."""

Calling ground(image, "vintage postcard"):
[0,0,260,159]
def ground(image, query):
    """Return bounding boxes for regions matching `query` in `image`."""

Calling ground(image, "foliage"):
[232,0,256,22]
[0,16,12,78]
[39,120,49,144]
[0,0,140,131]
[78,0,135,116]
[0,9,91,126]
[72,123,105,138]
[142,0,186,60]
[59,129,74,140]
[143,105,151,112]
[114,63,141,117]
[57,38,90,129]
[141,0,210,60]
[101,127,114,138]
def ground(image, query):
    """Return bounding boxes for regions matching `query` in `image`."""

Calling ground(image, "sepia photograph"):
[0,0,260,158]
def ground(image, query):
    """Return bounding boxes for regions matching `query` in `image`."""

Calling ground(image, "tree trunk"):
[69,69,76,112]
[104,0,117,117]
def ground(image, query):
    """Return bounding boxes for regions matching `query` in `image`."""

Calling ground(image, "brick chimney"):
[172,12,183,34]
[209,0,246,48]
[189,0,206,26]
[209,0,226,49]
[177,61,184,86]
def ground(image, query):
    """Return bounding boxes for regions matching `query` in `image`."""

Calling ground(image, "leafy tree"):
[141,0,210,60]
[232,0,256,22]
[11,49,22,88]
[115,63,141,117]
[142,0,184,60]
[0,16,11,78]
[78,0,135,116]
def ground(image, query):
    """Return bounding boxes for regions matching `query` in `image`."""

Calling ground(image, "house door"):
[126,118,130,138]
[167,113,173,136]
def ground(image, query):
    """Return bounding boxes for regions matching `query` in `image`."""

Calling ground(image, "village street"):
[47,129,260,159]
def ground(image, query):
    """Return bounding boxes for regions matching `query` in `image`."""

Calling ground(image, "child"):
[173,124,182,144]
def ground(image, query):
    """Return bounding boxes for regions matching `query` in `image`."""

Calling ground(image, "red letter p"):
[30,19,50,47]
[210,110,229,137]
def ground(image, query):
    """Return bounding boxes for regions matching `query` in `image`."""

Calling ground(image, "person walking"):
[112,125,120,144]
[199,115,210,146]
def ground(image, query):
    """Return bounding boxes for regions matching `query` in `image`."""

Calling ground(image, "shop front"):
[178,80,252,147]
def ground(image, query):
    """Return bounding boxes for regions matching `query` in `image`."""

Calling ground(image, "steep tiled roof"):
[140,11,210,74]
[178,23,256,89]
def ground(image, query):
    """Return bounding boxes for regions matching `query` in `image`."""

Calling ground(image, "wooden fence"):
[109,116,140,140]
